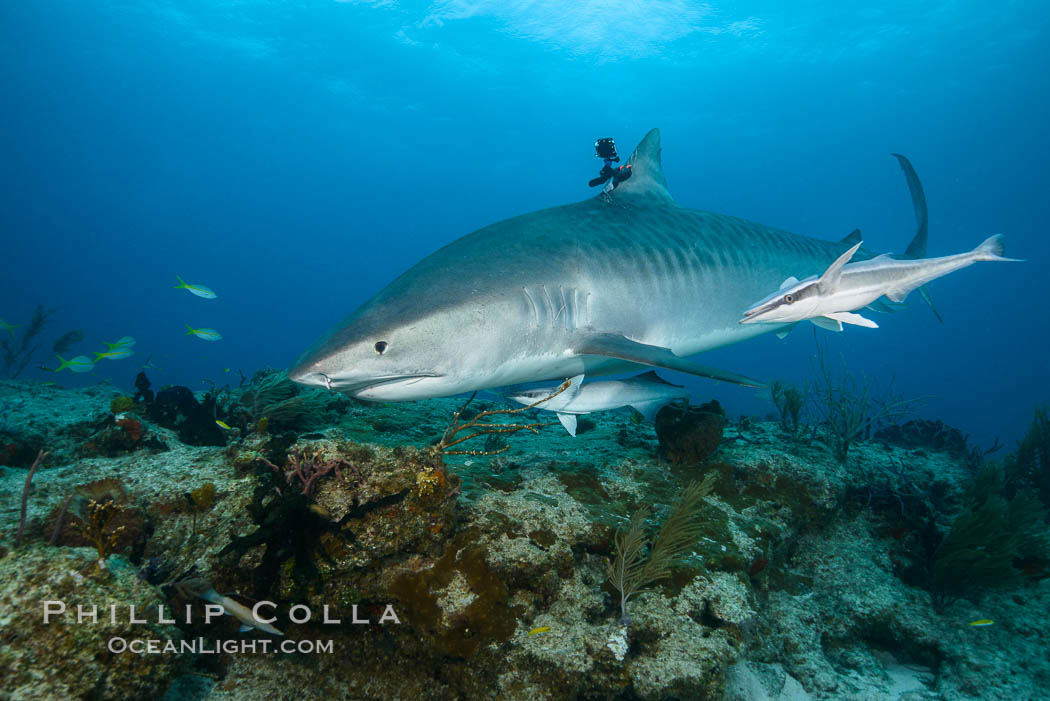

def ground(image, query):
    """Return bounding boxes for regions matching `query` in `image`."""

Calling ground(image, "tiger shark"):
[289,129,945,400]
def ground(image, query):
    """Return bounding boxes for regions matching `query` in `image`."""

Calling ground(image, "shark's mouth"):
[330,373,443,396]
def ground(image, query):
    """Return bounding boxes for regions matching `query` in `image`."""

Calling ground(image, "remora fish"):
[507,371,689,436]
[739,235,1020,330]
[175,578,283,635]
[288,130,973,400]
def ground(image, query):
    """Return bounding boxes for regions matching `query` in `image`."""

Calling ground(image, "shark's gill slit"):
[522,287,540,327]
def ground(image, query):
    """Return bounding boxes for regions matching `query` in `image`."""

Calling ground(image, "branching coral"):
[605,473,716,622]
[73,499,127,563]
[810,336,922,462]
[434,379,570,457]
[262,445,348,498]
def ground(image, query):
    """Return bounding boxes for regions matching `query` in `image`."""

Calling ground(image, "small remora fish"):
[175,275,217,299]
[94,348,134,361]
[507,371,688,436]
[53,354,95,373]
[175,579,283,635]
[185,324,222,341]
[739,235,1021,331]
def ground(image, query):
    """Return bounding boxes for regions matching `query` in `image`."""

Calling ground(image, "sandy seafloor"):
[0,376,1047,701]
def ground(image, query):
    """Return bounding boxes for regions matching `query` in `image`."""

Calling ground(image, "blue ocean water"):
[2,0,1047,446]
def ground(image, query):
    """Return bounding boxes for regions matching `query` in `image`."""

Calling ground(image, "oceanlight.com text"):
[107,637,335,655]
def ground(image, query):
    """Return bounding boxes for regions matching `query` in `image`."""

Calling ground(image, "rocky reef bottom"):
[0,376,1048,700]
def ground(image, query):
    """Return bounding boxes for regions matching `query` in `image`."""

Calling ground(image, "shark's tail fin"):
[972,234,1023,262]
[892,153,942,322]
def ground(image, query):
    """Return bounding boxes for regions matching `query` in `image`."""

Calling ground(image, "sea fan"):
[605,472,715,622]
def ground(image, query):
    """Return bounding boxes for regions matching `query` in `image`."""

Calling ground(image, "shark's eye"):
[374,341,388,355]
[784,294,796,304]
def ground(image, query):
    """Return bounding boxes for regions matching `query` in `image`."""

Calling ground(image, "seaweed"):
[605,472,715,622]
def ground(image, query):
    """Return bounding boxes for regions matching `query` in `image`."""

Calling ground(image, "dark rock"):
[655,400,726,464]
[875,419,969,457]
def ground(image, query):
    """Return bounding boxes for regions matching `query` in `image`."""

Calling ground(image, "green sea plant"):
[240,370,330,430]
[810,336,921,462]
[1005,405,1050,507]
[930,463,1050,610]
[605,473,715,622]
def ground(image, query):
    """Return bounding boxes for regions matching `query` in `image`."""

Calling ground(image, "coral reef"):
[0,377,1047,700]
[0,546,184,700]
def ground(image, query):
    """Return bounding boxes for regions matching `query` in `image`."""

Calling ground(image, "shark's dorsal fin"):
[817,241,863,293]
[605,128,674,204]
[840,229,862,246]
[779,276,800,291]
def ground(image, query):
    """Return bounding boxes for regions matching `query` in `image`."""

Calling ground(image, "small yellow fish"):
[215,420,233,430]
[94,348,135,361]
[175,275,217,299]
[104,336,136,349]
[185,324,222,341]
[968,619,994,627]
[53,354,95,373]
[528,626,551,636]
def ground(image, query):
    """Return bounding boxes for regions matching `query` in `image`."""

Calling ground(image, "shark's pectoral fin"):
[775,322,800,340]
[809,316,843,332]
[574,334,765,388]
[824,311,878,328]
[630,400,670,423]
[556,412,578,437]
